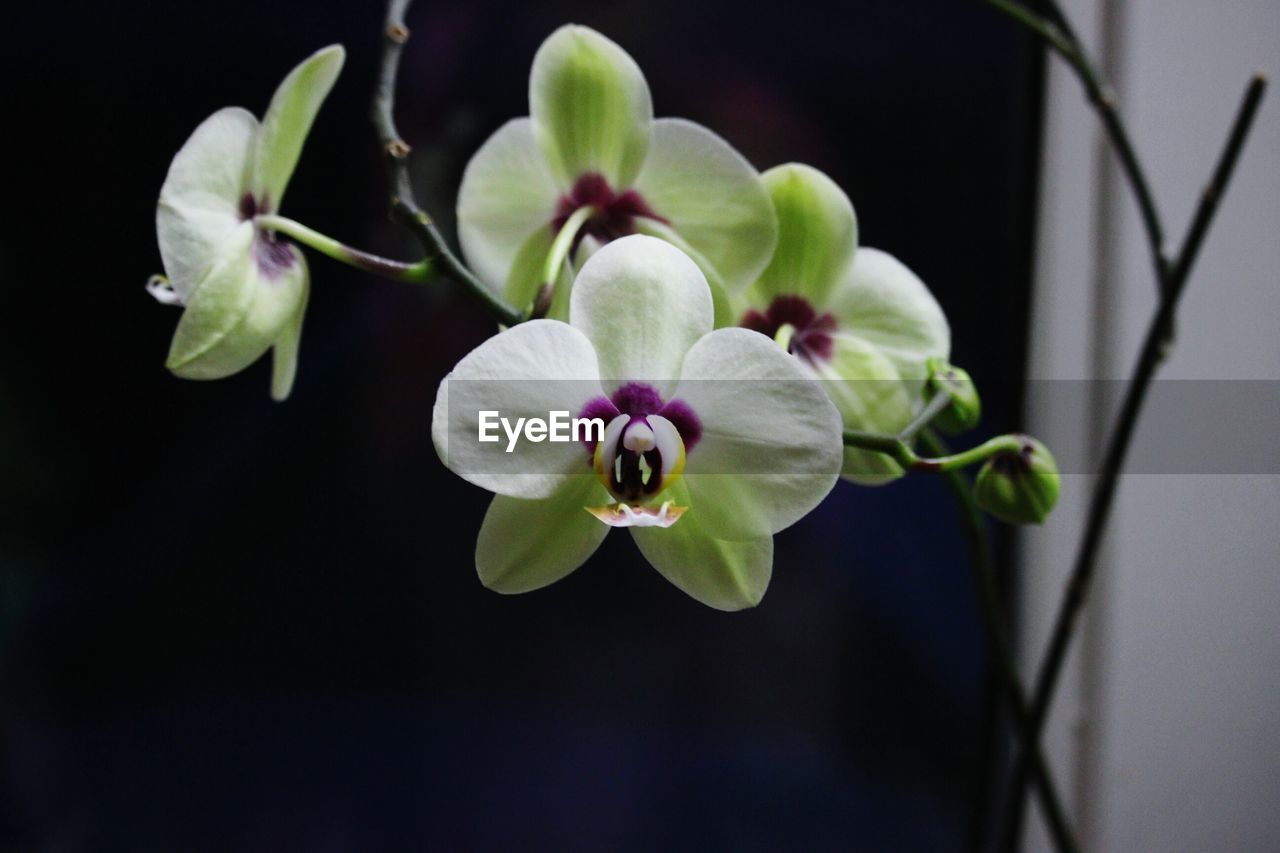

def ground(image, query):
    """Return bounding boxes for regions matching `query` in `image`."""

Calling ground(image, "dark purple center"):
[741,295,838,364]
[578,382,702,501]
[240,192,297,279]
[552,173,668,250]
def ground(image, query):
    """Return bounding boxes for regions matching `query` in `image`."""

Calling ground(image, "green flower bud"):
[974,435,1061,525]
[927,359,982,434]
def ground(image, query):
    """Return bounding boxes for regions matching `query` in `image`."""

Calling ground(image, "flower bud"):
[927,359,982,434]
[974,436,1060,525]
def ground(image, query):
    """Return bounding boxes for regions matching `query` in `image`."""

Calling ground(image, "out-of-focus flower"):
[456,25,777,324]
[148,45,345,400]
[737,163,951,483]
[432,236,842,610]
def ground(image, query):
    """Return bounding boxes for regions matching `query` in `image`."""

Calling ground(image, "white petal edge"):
[156,107,258,301]
[826,246,950,384]
[673,327,843,540]
[457,118,565,294]
[431,319,605,500]
[633,118,778,295]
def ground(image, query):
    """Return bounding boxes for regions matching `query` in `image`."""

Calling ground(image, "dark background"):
[0,1,1043,850]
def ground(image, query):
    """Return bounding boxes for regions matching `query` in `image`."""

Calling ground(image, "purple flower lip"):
[579,382,702,503]
[577,382,702,455]
[741,295,838,364]
[552,172,669,249]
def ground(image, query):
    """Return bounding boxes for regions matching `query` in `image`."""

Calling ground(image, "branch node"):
[387,23,410,44]
[386,138,412,159]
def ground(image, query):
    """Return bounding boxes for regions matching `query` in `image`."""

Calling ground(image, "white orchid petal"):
[529,25,652,188]
[633,118,778,295]
[630,481,772,611]
[156,107,257,301]
[251,45,344,209]
[752,163,857,308]
[476,475,612,594]
[674,327,843,540]
[827,247,950,385]
[457,118,564,294]
[569,235,713,397]
[167,224,308,381]
[431,319,604,500]
[812,334,915,485]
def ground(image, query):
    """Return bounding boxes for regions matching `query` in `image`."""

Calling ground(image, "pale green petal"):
[270,265,310,401]
[156,107,257,300]
[457,118,564,293]
[827,247,950,391]
[631,480,772,611]
[476,475,612,594]
[634,218,735,329]
[812,334,914,486]
[569,235,712,397]
[252,45,345,209]
[431,319,604,500]
[503,227,556,315]
[674,327,843,540]
[529,25,652,187]
[751,163,857,308]
[633,119,778,294]
[167,224,308,380]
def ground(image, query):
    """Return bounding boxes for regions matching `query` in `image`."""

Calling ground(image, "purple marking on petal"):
[659,399,702,451]
[738,295,838,365]
[551,172,670,250]
[577,396,621,455]
[253,232,298,279]
[610,382,666,417]
[239,193,258,221]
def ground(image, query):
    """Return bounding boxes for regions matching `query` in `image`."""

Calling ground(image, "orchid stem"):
[920,430,1078,853]
[841,429,1023,473]
[372,0,524,326]
[256,214,432,284]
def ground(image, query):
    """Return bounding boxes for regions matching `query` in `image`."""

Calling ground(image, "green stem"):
[920,430,1079,853]
[841,429,1023,473]
[255,214,432,283]
[371,0,524,327]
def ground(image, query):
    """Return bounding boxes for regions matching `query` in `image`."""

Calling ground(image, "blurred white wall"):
[1023,1,1280,850]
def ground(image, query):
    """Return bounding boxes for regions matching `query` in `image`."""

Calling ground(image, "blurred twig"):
[985,2,1268,848]
[372,0,523,326]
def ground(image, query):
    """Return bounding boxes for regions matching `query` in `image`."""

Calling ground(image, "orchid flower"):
[148,45,345,400]
[432,236,842,611]
[456,25,778,325]
[736,164,951,483]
